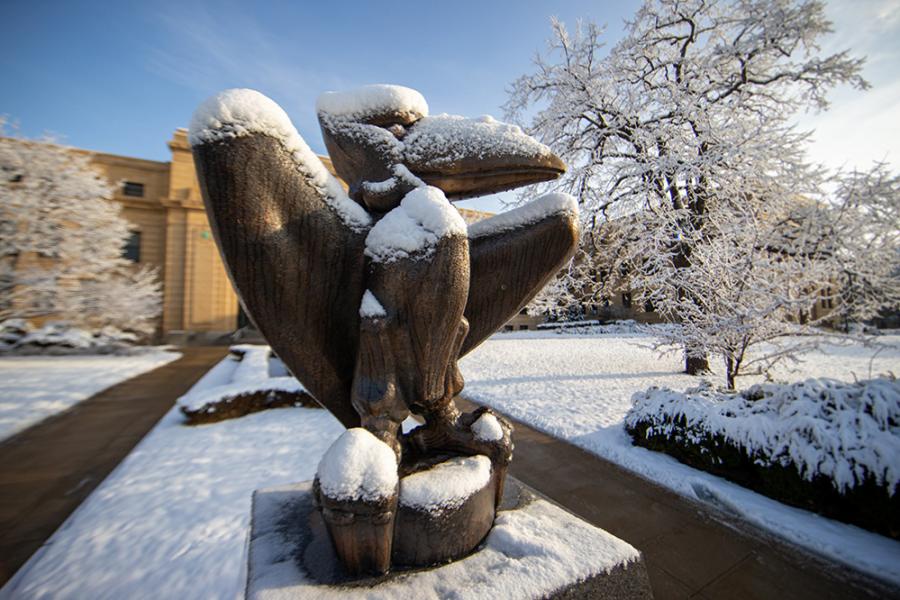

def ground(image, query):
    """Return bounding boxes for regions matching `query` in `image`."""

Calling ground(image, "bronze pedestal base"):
[315,454,505,573]
[245,478,654,599]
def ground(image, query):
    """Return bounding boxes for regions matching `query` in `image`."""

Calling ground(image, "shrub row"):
[625,378,899,539]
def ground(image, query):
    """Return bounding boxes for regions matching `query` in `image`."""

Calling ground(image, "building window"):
[123,181,145,197]
[123,231,141,263]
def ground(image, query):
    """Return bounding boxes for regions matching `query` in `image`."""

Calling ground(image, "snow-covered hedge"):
[536,319,678,337]
[0,320,142,355]
[178,345,318,424]
[625,378,900,539]
[536,319,601,330]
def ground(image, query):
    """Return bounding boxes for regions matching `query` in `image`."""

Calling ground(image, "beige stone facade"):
[84,130,498,340]
[83,129,237,340]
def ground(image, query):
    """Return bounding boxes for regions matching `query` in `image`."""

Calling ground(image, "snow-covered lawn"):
[1,356,345,600]
[0,349,181,442]
[459,331,900,585]
[4,334,899,597]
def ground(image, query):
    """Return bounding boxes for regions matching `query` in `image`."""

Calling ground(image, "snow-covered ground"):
[458,330,900,585]
[0,349,181,442]
[4,333,899,597]
[1,356,345,600]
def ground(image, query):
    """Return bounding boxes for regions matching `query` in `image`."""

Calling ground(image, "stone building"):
[82,129,237,342]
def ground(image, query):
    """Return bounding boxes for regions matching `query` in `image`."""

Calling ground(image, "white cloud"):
[144,3,348,150]
[800,78,900,172]
[798,0,900,172]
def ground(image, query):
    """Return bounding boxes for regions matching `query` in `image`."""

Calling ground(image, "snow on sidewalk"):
[0,349,181,442]
[459,331,900,585]
[4,332,899,597]
[1,355,345,600]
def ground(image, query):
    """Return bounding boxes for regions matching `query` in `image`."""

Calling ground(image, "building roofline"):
[0,135,171,170]
[90,148,169,165]
[87,149,170,171]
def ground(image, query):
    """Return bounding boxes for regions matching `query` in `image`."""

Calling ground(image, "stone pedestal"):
[244,477,654,599]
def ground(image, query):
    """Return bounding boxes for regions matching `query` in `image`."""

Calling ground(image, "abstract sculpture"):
[189,84,579,575]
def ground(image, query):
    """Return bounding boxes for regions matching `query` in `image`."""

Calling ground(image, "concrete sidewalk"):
[457,398,897,600]
[0,347,227,586]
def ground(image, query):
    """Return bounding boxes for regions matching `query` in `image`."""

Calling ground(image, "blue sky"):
[3,0,898,212]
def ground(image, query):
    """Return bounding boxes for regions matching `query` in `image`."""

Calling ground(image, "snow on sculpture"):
[189,84,579,575]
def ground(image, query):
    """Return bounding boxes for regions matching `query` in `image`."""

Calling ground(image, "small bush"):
[0,319,142,355]
[180,388,318,425]
[177,345,320,424]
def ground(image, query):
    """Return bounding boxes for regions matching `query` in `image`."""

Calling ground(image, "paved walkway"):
[0,347,227,586]
[457,397,897,600]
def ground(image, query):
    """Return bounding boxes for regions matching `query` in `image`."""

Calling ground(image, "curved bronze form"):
[190,86,580,574]
[193,134,368,428]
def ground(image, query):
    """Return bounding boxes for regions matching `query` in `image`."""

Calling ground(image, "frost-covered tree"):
[644,198,839,389]
[826,164,900,329]
[525,253,593,319]
[0,123,162,336]
[506,0,868,378]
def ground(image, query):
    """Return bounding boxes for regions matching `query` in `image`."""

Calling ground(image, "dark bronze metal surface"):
[193,86,580,576]
[391,466,501,567]
[194,135,366,428]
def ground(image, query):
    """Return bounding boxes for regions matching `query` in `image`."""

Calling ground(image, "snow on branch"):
[504,0,887,386]
[0,123,162,337]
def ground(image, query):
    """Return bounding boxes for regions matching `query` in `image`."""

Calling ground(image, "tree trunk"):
[724,356,736,391]
[684,345,709,375]
[673,237,709,376]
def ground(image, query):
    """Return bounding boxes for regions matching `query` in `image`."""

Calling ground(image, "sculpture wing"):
[191,90,370,428]
[461,194,580,356]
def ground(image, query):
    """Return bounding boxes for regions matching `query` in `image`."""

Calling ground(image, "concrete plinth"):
[244,477,653,599]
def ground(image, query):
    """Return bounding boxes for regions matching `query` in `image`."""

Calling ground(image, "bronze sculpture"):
[189,85,579,575]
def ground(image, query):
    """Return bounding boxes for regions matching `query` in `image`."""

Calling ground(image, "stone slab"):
[244,477,654,599]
